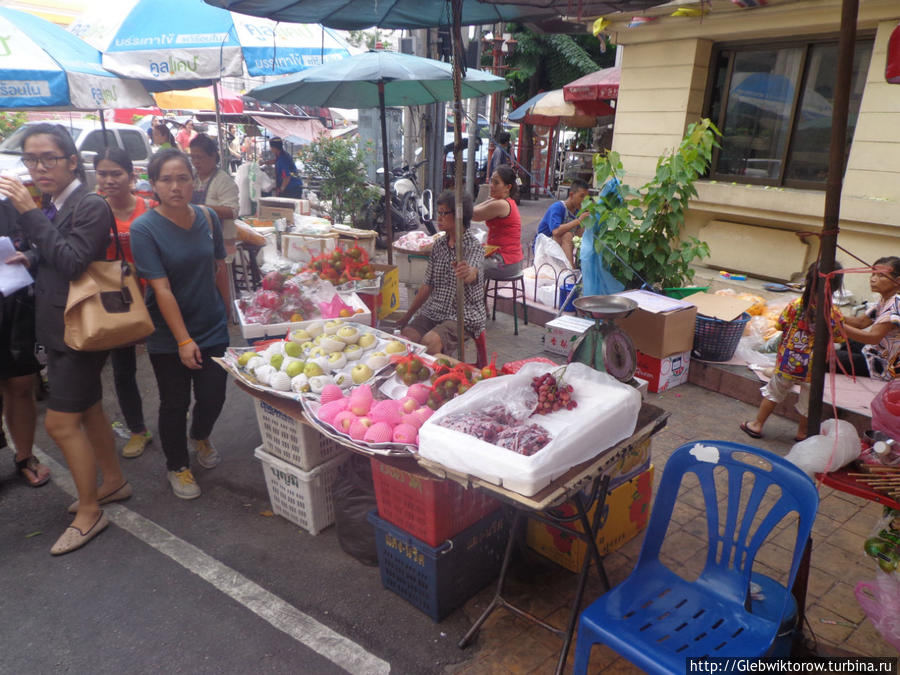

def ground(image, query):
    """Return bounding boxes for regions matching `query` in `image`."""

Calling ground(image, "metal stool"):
[483,269,528,336]
[232,242,263,293]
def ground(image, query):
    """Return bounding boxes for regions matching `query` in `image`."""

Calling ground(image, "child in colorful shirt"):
[740,262,844,442]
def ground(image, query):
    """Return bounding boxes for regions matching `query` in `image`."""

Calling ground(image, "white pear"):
[333,371,353,389]
[320,336,345,353]
[343,344,362,361]
[384,340,406,355]
[326,352,347,370]
[351,363,374,385]
[245,355,265,371]
[366,352,390,370]
[254,364,277,385]
[324,319,343,335]
[305,320,325,338]
[336,325,360,344]
[288,329,311,344]
[281,355,301,372]
[270,371,291,391]
[309,374,334,394]
[290,374,310,393]
[357,332,377,349]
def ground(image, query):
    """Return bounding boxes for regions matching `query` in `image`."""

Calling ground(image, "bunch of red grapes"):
[531,372,576,415]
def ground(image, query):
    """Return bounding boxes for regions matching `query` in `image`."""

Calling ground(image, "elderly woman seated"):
[398,190,485,356]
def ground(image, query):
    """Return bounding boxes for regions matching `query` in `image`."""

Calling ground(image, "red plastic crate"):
[370,458,499,547]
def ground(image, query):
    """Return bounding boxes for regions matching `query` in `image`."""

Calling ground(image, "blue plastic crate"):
[367,508,509,622]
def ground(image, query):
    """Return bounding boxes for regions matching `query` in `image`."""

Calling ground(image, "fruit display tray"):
[235,291,371,340]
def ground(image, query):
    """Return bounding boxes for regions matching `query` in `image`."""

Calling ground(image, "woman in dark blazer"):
[0,123,128,555]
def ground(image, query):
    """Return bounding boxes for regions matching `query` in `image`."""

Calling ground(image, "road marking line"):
[37,448,389,675]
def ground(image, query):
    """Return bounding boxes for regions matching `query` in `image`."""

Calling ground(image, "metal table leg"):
[458,473,613,675]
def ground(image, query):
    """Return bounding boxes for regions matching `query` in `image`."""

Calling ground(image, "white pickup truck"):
[0,119,153,190]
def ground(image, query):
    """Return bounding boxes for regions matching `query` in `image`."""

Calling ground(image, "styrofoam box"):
[393,248,430,286]
[254,446,349,535]
[418,362,641,497]
[236,291,371,340]
[282,232,339,263]
[253,399,343,470]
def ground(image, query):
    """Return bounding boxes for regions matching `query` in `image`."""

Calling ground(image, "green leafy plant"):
[298,135,378,226]
[584,119,720,290]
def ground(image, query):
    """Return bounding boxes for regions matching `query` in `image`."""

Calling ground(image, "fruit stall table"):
[418,402,668,675]
[235,376,667,673]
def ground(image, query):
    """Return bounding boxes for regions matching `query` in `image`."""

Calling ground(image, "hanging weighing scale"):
[568,295,639,382]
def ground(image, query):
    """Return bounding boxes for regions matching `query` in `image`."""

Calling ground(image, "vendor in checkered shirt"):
[399,190,486,355]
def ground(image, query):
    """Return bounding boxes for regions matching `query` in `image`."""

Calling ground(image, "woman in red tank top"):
[94,147,154,460]
[473,165,523,276]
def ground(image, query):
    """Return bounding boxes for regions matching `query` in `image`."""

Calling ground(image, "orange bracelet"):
[177,338,193,347]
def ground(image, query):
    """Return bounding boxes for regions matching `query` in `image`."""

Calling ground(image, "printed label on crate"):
[270,465,300,488]
[384,532,426,567]
[466,515,505,552]
[261,400,289,421]
[376,461,425,494]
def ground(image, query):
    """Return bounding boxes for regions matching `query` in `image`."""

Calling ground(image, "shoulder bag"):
[63,194,154,351]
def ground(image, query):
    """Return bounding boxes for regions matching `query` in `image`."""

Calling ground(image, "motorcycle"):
[362,153,435,248]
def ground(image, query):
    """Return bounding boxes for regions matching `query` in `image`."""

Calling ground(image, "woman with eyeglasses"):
[398,190,485,356]
[839,257,900,379]
[130,148,230,501]
[0,123,127,555]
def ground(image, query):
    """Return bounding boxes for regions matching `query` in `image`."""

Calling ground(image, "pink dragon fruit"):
[261,271,285,291]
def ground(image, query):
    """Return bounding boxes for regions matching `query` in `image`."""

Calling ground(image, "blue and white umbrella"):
[69,0,352,91]
[0,7,152,110]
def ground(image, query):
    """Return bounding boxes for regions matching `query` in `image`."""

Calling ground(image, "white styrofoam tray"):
[417,362,642,497]
[236,291,371,340]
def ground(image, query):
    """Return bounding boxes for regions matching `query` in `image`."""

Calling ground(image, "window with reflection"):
[707,38,872,189]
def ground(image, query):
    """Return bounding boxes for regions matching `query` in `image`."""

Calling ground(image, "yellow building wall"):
[607,1,900,299]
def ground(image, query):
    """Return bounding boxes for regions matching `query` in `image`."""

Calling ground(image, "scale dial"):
[601,326,636,381]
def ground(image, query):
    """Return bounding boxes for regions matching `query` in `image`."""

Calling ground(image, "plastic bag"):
[863,508,900,574]
[332,456,379,566]
[580,220,625,296]
[871,380,900,443]
[783,418,860,477]
[533,233,570,277]
[855,573,900,651]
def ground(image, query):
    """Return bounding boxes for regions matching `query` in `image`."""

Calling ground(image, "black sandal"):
[16,455,50,487]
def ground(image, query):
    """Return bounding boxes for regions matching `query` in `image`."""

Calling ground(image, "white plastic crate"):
[254,446,349,535]
[253,398,343,471]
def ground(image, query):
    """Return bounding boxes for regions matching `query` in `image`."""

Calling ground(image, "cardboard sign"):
[687,292,754,321]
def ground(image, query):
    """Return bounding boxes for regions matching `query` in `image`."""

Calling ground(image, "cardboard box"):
[526,465,654,573]
[357,263,400,323]
[616,290,698,359]
[543,315,594,357]
[635,349,690,393]
[686,292,755,321]
[257,197,310,224]
[335,227,377,259]
[281,232,339,263]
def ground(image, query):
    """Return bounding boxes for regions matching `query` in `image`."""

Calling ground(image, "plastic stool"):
[483,272,528,335]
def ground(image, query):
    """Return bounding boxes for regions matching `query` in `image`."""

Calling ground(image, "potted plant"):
[583,118,720,292]
[299,135,378,226]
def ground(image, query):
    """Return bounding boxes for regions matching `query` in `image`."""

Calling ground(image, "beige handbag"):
[63,195,154,351]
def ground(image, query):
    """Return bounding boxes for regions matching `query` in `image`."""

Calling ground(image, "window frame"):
[704,32,873,191]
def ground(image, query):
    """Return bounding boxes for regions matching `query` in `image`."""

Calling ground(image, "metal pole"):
[379,81,394,265]
[99,110,108,146]
[807,0,858,435]
[213,83,227,169]
[452,0,465,361]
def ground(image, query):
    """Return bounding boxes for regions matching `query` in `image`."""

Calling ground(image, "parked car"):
[0,119,153,190]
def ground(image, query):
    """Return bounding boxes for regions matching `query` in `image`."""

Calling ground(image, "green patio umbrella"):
[249,49,508,264]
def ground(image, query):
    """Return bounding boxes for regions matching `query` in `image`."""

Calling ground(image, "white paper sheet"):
[0,237,33,296]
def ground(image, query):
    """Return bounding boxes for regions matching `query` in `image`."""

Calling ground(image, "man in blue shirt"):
[536,178,591,268]
[269,137,304,198]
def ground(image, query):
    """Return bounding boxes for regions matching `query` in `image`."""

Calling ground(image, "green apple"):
[284,341,303,358]
[351,363,373,384]
[286,360,306,378]
[304,361,324,378]
[269,353,284,370]
[357,333,376,349]
[300,341,315,352]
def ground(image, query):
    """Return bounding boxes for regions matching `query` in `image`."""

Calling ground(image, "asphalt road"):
[0,322,495,675]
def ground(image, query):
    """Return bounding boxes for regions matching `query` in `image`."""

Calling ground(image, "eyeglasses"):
[22,155,68,169]
[437,209,453,216]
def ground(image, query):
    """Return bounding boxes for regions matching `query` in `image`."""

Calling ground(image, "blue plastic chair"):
[574,441,819,674]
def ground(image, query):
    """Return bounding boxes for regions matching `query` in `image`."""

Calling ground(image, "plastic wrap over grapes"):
[494,423,552,456]
[437,411,505,443]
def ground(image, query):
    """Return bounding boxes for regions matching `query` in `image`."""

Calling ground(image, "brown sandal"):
[16,455,50,487]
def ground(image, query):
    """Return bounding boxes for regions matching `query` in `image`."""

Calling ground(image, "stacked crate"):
[253,399,349,535]
[368,458,508,621]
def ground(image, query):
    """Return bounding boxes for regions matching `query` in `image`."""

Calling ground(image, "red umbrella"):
[564,65,621,103]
